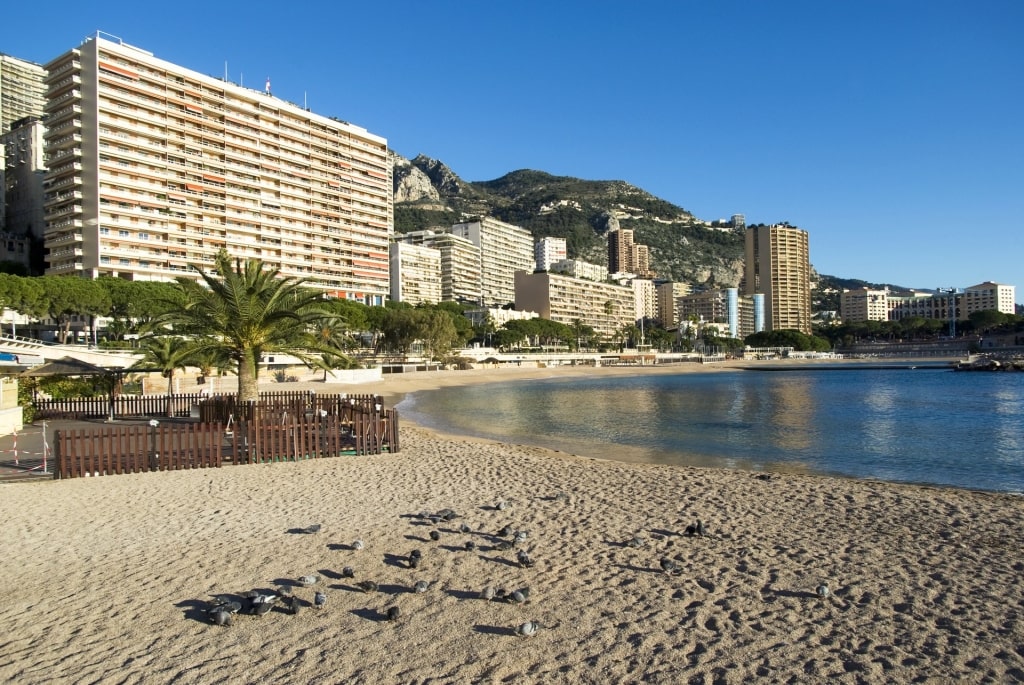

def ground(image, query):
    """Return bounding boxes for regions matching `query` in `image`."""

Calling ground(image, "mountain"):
[391,153,910,317]
[391,153,747,288]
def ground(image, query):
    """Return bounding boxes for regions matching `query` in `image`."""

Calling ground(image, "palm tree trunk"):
[238,353,259,403]
[166,372,175,417]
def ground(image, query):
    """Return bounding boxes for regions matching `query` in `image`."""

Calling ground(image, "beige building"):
[42,33,392,304]
[1,53,46,132]
[840,287,890,323]
[888,282,1016,322]
[744,223,811,334]
[398,229,482,305]
[451,217,534,307]
[656,281,692,328]
[389,241,441,305]
[514,270,634,339]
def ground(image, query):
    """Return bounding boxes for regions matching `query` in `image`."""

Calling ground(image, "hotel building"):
[677,287,763,339]
[42,33,392,304]
[451,218,534,307]
[744,223,811,334]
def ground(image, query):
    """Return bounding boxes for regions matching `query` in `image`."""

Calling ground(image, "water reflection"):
[399,369,1024,493]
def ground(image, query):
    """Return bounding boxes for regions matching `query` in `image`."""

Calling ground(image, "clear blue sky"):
[5,1,1022,302]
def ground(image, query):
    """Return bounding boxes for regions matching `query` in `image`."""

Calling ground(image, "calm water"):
[397,367,1024,493]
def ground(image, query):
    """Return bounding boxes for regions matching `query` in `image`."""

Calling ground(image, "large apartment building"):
[388,241,441,305]
[0,53,46,132]
[398,229,482,305]
[451,218,534,307]
[744,223,811,334]
[514,270,635,338]
[607,228,653,278]
[42,33,392,303]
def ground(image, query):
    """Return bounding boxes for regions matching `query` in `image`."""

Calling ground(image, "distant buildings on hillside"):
[0,36,1015,346]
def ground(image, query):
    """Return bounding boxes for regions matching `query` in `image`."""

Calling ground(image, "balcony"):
[45,74,82,97]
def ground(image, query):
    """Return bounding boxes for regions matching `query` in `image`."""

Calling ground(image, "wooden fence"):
[52,407,400,479]
[34,393,204,420]
[32,390,384,421]
[53,422,224,478]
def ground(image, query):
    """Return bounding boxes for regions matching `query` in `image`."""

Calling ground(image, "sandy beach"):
[1,362,1022,684]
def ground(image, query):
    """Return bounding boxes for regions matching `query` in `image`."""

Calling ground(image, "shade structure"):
[20,356,113,378]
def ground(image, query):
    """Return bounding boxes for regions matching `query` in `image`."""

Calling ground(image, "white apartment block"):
[42,33,392,303]
[632,278,657,323]
[514,270,635,339]
[840,287,890,323]
[452,217,534,307]
[463,306,538,329]
[1,53,46,131]
[389,241,441,305]
[398,229,482,305]
[534,236,566,272]
[549,258,606,282]
[656,281,692,328]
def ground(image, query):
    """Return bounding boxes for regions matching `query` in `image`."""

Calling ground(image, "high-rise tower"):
[743,223,811,334]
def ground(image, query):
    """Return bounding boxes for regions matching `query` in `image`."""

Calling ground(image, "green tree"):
[131,336,194,415]
[155,258,334,402]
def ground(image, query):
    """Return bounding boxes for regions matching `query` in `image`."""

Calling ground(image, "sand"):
[1,363,1022,684]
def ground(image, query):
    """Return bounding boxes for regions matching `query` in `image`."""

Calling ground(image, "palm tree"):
[156,257,334,402]
[130,336,194,415]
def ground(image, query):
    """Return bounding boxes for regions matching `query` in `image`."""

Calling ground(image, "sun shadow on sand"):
[613,562,664,574]
[445,588,482,600]
[285,527,319,535]
[383,553,413,569]
[479,555,519,567]
[473,623,517,636]
[404,534,432,543]
[350,607,389,623]
[317,569,343,580]
[176,598,214,623]
[328,543,359,551]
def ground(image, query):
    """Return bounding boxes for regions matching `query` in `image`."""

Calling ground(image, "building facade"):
[887,282,1016,322]
[534,236,566,272]
[744,223,811,334]
[2,117,47,246]
[398,229,482,305]
[677,287,763,339]
[514,270,635,339]
[656,281,692,328]
[451,217,534,307]
[840,287,890,323]
[607,228,654,278]
[42,33,392,304]
[1,53,46,132]
[549,258,606,282]
[388,241,441,305]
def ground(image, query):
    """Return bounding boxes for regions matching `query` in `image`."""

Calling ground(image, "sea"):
[396,364,1024,494]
